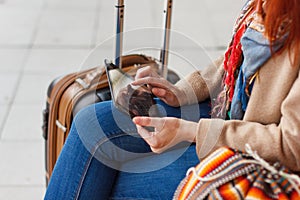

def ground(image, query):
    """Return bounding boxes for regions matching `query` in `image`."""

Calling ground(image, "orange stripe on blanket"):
[247,187,273,200]
[179,147,237,199]
[196,147,236,177]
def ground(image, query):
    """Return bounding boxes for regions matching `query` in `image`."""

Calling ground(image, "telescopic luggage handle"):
[115,0,124,68]
[115,0,173,78]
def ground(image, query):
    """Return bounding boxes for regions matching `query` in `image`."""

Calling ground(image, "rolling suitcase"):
[42,0,178,185]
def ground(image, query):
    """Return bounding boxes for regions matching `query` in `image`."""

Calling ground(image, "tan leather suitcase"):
[42,0,177,185]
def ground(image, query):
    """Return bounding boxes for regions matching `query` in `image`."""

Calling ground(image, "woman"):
[44,0,300,199]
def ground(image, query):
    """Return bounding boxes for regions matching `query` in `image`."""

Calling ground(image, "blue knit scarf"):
[230,27,284,119]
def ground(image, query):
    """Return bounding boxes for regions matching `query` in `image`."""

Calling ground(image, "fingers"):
[132,77,180,107]
[135,125,165,154]
[135,124,163,153]
[135,65,159,80]
[133,117,182,154]
[133,116,164,129]
[133,66,182,107]
[132,76,168,88]
[133,65,165,87]
[133,117,166,137]
[132,77,173,97]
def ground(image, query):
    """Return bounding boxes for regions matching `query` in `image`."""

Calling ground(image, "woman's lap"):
[111,145,199,200]
[45,99,210,199]
[74,99,209,168]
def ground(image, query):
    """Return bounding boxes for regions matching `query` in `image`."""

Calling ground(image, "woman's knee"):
[72,102,138,150]
[71,103,111,152]
[73,101,115,135]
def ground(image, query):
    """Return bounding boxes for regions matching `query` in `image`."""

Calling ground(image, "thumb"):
[132,117,151,126]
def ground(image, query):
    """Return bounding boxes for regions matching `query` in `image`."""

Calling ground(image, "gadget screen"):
[105,60,157,118]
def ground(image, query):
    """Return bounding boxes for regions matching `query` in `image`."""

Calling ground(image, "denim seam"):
[74,132,137,200]
[74,148,94,200]
[105,128,138,137]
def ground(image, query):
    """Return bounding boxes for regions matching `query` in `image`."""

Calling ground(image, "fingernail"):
[132,117,139,123]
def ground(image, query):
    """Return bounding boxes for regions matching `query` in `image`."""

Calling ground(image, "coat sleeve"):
[195,69,300,172]
[175,56,225,105]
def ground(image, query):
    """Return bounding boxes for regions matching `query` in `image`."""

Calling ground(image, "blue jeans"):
[44,99,210,200]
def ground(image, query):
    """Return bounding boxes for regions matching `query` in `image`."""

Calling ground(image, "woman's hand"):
[132,66,187,107]
[132,116,197,153]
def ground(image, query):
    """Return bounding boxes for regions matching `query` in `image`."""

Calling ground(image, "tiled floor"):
[0,0,243,199]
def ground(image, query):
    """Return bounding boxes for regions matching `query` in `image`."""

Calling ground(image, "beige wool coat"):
[175,47,300,172]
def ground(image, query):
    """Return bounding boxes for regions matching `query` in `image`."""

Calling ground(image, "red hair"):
[260,0,300,64]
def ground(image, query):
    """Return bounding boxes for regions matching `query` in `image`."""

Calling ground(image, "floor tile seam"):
[0,0,51,138]
[0,50,42,112]
[27,0,50,49]
[0,50,38,139]
[0,59,29,139]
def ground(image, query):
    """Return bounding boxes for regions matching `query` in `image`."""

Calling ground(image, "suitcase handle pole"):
[115,0,173,78]
[160,0,173,78]
[115,0,124,68]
